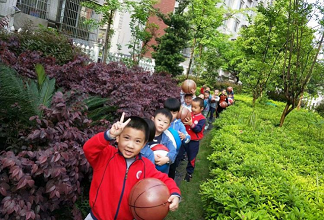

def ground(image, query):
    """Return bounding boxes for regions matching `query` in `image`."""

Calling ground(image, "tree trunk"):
[252,92,257,107]
[297,93,303,110]
[103,10,114,63]
[186,38,196,78]
[279,103,290,127]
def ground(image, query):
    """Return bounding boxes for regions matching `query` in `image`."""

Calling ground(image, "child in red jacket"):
[83,113,181,220]
[182,97,206,182]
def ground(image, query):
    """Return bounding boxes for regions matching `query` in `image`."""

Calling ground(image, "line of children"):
[83,113,180,220]
[83,84,235,219]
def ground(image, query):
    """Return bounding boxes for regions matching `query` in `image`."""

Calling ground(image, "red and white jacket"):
[185,113,206,141]
[83,132,181,220]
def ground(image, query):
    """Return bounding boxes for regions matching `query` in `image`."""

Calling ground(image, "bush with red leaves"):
[0,92,108,219]
[0,30,181,219]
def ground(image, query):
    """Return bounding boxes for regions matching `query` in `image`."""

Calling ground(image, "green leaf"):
[35,63,46,88]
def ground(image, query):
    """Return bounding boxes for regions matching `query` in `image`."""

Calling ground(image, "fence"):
[73,41,155,73]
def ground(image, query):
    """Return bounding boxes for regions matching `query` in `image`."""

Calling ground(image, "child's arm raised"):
[83,113,130,168]
[108,112,131,138]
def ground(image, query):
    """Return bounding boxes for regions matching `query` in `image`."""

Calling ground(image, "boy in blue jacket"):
[164,98,191,179]
[149,108,177,174]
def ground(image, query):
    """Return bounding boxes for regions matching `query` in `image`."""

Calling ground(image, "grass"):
[166,129,215,220]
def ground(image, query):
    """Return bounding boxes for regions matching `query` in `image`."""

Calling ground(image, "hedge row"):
[201,95,324,219]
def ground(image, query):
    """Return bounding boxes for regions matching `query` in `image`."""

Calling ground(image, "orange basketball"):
[219,101,228,108]
[129,178,170,220]
[177,107,191,122]
[181,80,196,94]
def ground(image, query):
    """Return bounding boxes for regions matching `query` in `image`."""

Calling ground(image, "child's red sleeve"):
[83,132,111,169]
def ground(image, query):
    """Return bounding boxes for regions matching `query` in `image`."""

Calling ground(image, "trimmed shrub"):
[201,95,324,219]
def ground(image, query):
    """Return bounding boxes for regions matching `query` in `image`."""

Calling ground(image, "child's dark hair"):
[184,93,193,98]
[204,90,210,94]
[143,118,156,142]
[125,116,149,143]
[154,108,172,123]
[164,98,181,112]
[193,97,204,108]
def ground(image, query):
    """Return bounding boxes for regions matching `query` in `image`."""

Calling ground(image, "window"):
[233,19,240,32]
[16,0,49,19]
[58,0,95,40]
[239,0,244,9]
[227,0,234,7]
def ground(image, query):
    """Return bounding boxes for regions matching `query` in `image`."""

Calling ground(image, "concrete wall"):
[14,12,48,30]
[0,0,18,28]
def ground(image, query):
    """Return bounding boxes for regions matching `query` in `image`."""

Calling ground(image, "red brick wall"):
[144,0,176,58]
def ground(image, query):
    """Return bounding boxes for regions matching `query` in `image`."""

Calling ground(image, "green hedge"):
[201,95,324,219]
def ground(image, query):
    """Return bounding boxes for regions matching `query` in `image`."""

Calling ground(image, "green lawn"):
[166,129,214,220]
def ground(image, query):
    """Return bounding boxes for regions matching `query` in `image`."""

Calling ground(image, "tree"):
[185,0,226,77]
[221,40,244,83]
[82,0,123,62]
[199,34,231,84]
[232,1,288,104]
[127,0,158,65]
[152,0,191,76]
[279,0,324,126]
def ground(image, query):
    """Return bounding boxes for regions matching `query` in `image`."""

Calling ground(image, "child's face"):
[184,96,193,106]
[153,113,171,135]
[170,111,178,121]
[191,101,203,115]
[222,90,226,95]
[204,92,209,99]
[198,94,204,99]
[214,90,219,95]
[116,127,146,158]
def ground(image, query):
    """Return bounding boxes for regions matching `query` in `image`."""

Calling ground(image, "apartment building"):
[0,0,103,46]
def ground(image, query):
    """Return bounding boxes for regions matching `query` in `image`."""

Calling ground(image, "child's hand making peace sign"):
[109,113,131,139]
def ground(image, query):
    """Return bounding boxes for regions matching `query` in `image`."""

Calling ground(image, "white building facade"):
[0,0,103,47]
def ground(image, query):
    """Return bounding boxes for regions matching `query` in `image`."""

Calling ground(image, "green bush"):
[315,101,324,117]
[200,94,324,219]
[0,27,82,65]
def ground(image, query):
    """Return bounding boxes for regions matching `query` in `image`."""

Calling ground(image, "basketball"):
[227,87,233,93]
[219,101,228,108]
[181,79,196,94]
[177,107,191,123]
[166,128,182,151]
[228,98,234,105]
[150,144,169,173]
[129,178,170,220]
